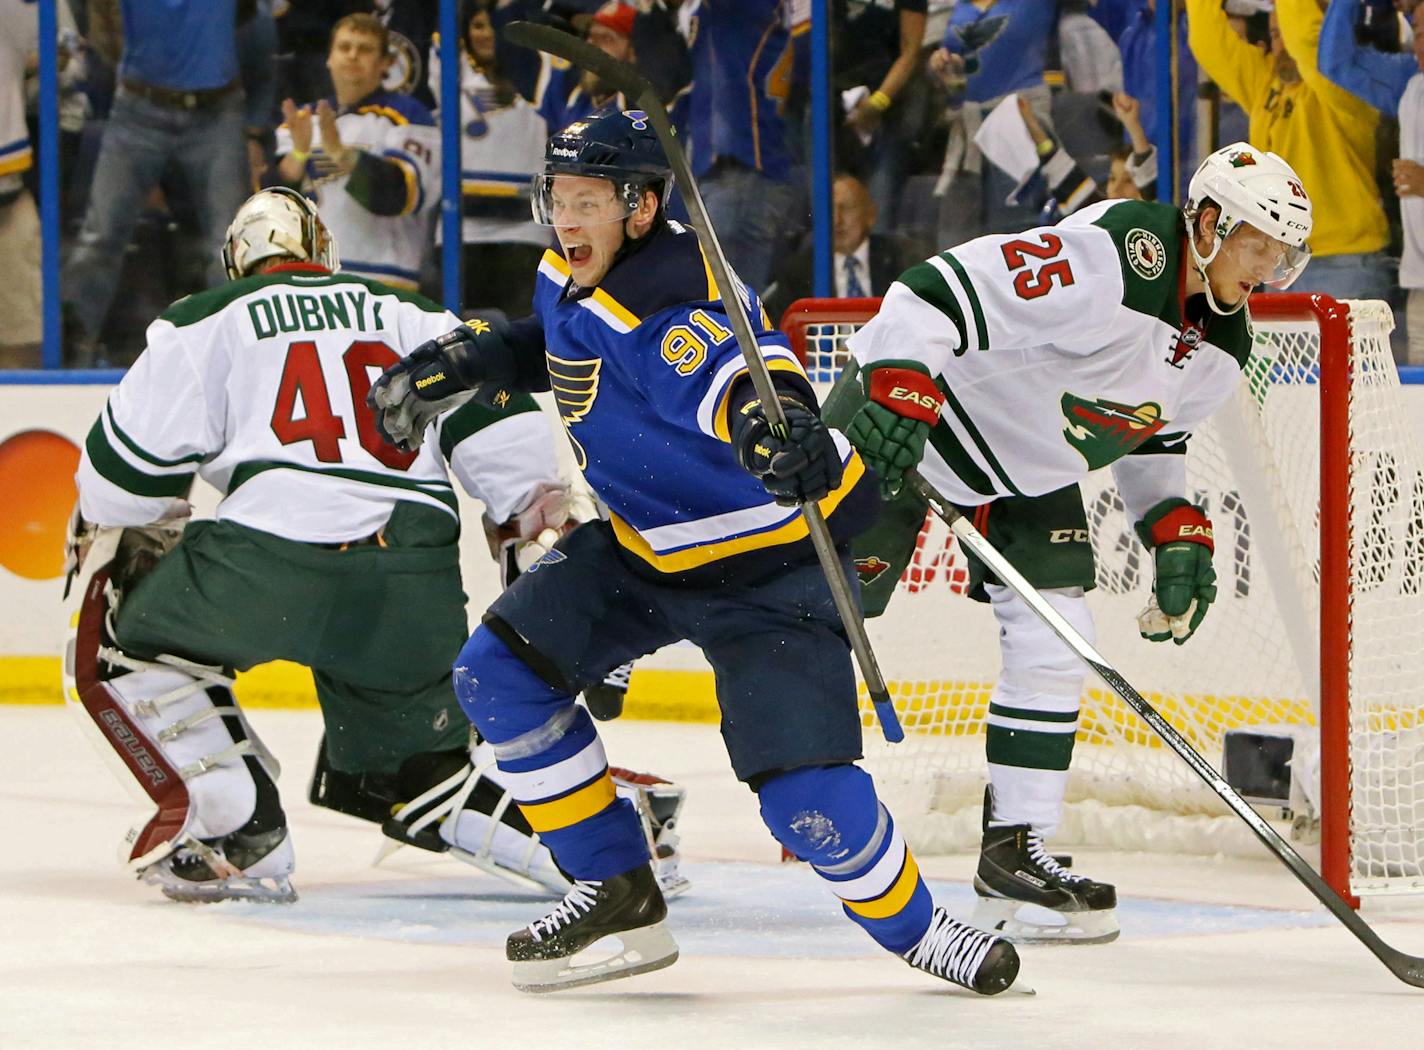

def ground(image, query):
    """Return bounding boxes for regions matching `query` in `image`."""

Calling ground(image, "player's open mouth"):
[567,244,593,265]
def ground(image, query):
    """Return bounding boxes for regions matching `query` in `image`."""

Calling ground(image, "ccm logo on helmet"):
[889,386,941,412]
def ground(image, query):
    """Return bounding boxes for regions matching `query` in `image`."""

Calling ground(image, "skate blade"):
[972,897,1119,946]
[511,923,679,993]
[149,873,297,904]
[448,845,569,896]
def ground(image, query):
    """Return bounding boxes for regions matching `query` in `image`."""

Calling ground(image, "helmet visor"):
[530,173,640,227]
[1224,220,1312,291]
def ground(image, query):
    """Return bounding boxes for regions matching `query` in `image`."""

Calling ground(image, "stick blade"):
[503,20,650,103]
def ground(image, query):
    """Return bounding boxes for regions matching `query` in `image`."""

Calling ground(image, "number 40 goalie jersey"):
[77,267,556,542]
[847,198,1255,511]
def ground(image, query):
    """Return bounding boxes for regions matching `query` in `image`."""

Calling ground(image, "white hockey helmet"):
[1184,143,1312,308]
[221,187,339,280]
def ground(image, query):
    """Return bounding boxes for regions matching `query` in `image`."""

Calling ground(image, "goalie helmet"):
[222,186,339,280]
[531,105,674,227]
[1184,143,1312,308]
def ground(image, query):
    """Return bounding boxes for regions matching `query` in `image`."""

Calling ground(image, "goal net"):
[783,294,1424,902]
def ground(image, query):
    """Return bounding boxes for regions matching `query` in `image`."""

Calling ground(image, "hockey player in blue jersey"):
[367,106,1020,996]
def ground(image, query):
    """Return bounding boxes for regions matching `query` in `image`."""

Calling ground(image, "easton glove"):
[1134,498,1217,645]
[368,319,507,452]
[843,360,944,498]
[733,395,844,506]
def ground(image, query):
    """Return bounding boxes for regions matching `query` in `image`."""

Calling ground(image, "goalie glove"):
[367,318,512,453]
[732,394,843,506]
[1134,498,1217,645]
[843,361,944,498]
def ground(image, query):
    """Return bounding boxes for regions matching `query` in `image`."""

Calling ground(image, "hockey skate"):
[140,827,296,903]
[506,863,678,993]
[583,661,631,721]
[972,821,1119,945]
[903,907,1020,995]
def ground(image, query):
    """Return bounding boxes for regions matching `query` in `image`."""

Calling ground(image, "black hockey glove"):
[733,395,844,507]
[368,319,506,452]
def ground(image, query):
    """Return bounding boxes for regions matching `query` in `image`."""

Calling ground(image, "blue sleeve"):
[1318,0,1415,116]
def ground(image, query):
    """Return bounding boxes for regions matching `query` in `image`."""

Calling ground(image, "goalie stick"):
[503,19,903,743]
[906,469,1424,989]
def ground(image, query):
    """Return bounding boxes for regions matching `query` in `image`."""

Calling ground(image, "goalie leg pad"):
[64,527,292,899]
[985,583,1094,839]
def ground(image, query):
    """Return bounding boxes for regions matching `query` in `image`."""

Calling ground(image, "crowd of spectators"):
[6,0,1424,367]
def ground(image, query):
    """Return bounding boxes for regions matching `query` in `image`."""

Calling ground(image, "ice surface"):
[4,707,1422,1049]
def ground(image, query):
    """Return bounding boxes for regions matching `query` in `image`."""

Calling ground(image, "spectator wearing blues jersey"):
[681,0,802,291]
[276,13,438,290]
[431,0,549,318]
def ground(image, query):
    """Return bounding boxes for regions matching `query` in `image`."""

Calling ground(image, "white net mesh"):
[792,298,1424,896]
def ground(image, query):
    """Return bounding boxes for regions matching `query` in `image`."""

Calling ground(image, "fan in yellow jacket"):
[1187,0,1391,300]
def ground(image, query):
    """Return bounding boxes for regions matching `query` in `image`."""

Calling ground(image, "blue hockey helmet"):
[532,105,674,226]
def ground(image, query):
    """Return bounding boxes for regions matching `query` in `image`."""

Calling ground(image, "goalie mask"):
[531,105,674,228]
[1184,143,1312,314]
[222,186,339,280]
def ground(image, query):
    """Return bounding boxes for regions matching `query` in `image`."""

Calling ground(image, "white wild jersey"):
[275,91,439,288]
[847,198,1255,513]
[77,268,559,543]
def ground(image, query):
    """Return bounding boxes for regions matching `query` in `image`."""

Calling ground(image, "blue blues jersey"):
[530,222,875,583]
[940,0,1056,104]
[683,0,796,181]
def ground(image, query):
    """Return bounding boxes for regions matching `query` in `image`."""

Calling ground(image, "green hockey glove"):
[1134,498,1217,645]
[843,360,944,498]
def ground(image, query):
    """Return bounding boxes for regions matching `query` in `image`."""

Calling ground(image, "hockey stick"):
[906,469,1424,988]
[503,20,904,743]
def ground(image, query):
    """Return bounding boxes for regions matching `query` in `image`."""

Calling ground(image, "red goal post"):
[780,293,1424,907]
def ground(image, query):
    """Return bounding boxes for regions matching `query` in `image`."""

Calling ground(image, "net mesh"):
[793,299,1424,896]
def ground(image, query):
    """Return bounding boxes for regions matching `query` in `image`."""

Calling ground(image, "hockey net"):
[782,294,1424,902]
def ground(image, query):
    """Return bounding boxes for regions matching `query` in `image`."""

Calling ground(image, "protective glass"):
[1224,220,1311,291]
[530,173,639,227]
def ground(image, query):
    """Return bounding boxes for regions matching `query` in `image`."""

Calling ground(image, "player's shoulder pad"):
[335,273,449,314]
[358,90,436,127]
[1076,198,1182,319]
[159,274,284,329]
[597,221,725,326]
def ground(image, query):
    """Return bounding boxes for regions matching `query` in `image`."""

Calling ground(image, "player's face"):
[1205,221,1294,309]
[466,12,497,64]
[549,176,634,285]
[327,28,391,100]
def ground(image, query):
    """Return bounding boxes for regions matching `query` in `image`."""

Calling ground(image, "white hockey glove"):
[483,482,600,586]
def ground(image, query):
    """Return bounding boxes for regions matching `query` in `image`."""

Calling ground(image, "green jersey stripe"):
[85,419,195,498]
[939,252,988,351]
[927,421,997,499]
[938,382,1024,497]
[105,402,207,469]
[988,702,1080,724]
[897,263,969,353]
[227,460,459,514]
[438,390,543,463]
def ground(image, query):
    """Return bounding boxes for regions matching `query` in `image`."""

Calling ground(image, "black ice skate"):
[972,821,1119,945]
[141,826,296,903]
[506,863,678,993]
[583,661,632,721]
[903,907,1020,995]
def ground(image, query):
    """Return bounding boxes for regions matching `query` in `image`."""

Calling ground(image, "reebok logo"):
[415,372,446,390]
[551,146,580,159]
[888,386,941,412]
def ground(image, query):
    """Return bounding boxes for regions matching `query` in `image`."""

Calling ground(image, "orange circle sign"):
[0,429,81,580]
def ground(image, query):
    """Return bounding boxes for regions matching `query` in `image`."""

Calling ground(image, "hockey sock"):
[454,627,648,880]
[985,584,1091,836]
[758,764,932,953]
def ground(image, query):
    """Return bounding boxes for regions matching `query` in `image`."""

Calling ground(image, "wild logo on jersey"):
[547,351,601,469]
[1060,393,1167,470]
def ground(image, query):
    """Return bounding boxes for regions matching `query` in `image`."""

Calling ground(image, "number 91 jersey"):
[845,198,1255,507]
[76,268,553,542]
